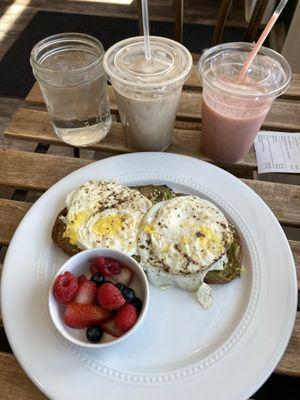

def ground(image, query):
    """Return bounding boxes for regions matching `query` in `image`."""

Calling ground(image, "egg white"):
[77,209,141,254]
[138,196,232,274]
[63,180,152,255]
[137,196,233,308]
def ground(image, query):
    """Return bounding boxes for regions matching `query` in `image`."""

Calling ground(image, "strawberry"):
[91,257,122,277]
[53,271,78,304]
[77,274,88,285]
[109,267,133,286]
[101,318,123,337]
[115,304,138,332]
[98,282,125,310]
[74,280,97,304]
[64,303,111,329]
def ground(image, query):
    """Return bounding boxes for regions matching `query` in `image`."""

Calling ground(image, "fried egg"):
[137,196,233,308]
[63,180,152,255]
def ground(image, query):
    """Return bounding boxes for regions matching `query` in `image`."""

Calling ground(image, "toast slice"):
[51,208,81,256]
[51,184,242,284]
[204,230,242,284]
[51,185,175,257]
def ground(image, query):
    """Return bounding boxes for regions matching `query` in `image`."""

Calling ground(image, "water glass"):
[30,33,111,147]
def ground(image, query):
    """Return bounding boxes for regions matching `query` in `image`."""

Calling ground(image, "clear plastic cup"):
[103,36,193,151]
[30,33,111,147]
[198,42,291,163]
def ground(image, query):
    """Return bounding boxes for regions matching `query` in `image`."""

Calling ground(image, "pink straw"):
[237,0,288,82]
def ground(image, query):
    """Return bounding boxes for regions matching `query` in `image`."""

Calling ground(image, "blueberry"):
[86,325,103,343]
[122,287,136,303]
[91,272,105,286]
[131,297,143,313]
[115,282,125,292]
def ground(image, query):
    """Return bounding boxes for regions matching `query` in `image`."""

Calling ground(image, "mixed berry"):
[53,257,143,343]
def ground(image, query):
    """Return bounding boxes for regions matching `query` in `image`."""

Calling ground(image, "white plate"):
[1,153,297,400]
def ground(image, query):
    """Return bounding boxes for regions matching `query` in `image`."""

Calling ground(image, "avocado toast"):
[51,183,242,285]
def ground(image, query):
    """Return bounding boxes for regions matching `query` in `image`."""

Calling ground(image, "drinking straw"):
[237,0,288,82]
[142,0,151,60]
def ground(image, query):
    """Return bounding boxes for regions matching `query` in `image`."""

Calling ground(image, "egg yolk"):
[143,223,155,234]
[197,226,223,251]
[162,244,170,253]
[93,215,125,236]
[63,211,90,245]
[180,235,192,245]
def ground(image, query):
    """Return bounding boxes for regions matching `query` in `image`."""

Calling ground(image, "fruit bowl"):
[48,248,149,348]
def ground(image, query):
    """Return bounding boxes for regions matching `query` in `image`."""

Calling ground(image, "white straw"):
[238,0,288,82]
[142,0,151,60]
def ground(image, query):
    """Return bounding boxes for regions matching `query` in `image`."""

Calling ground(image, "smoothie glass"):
[197,42,291,163]
[103,36,193,151]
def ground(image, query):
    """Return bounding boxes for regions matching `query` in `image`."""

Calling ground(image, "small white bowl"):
[48,248,149,348]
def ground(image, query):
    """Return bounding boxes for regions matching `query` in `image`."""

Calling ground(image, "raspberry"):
[98,283,125,310]
[90,257,122,277]
[115,304,138,332]
[53,271,78,304]
[78,275,88,285]
[64,303,111,329]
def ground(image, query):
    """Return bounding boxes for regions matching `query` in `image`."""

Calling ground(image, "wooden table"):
[0,67,299,399]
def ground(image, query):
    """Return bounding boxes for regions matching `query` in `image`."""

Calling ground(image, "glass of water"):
[30,33,111,147]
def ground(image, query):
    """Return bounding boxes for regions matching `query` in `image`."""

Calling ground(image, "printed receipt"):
[254,131,300,174]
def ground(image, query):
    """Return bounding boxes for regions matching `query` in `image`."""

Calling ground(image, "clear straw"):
[142,0,151,60]
[237,0,288,82]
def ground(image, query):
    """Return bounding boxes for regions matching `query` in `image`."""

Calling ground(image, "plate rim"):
[1,152,297,400]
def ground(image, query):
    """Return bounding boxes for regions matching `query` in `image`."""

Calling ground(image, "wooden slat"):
[0,4,36,35]
[0,198,297,361]
[185,66,203,90]
[0,30,23,61]
[0,199,32,245]
[0,325,297,400]
[0,149,299,228]
[109,87,300,132]
[185,69,300,100]
[25,84,300,133]
[0,97,22,138]
[0,97,21,121]
[0,213,299,378]
[0,262,2,327]
[117,88,298,132]
[7,0,247,28]
[4,108,257,175]
[276,312,300,377]
[0,148,90,191]
[241,179,300,227]
[0,314,298,399]
[290,240,300,289]
[0,234,298,335]
[23,82,41,104]
[118,89,300,132]
[0,201,298,284]
[0,352,46,400]
[26,72,300,104]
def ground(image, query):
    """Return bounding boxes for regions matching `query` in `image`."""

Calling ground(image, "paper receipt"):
[254,131,300,174]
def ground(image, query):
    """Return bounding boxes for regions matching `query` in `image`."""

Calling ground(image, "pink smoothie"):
[201,97,269,163]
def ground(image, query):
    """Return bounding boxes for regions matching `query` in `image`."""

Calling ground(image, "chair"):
[136,0,270,45]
